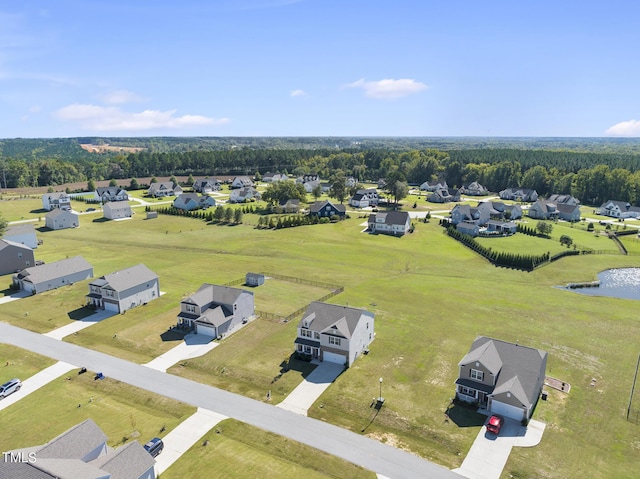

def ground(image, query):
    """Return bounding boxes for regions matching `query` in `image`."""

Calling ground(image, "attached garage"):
[323,351,347,365]
[104,301,120,313]
[196,323,217,338]
[489,400,525,421]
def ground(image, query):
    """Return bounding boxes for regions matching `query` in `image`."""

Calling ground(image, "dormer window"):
[470,369,484,381]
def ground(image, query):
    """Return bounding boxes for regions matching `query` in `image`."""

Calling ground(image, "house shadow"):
[445,401,487,428]
[278,354,317,380]
[160,328,186,342]
[36,226,52,232]
[183,332,211,345]
[92,217,109,223]
[67,306,98,321]
[30,208,48,214]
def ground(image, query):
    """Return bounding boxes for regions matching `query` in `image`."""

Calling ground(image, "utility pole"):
[627,353,640,421]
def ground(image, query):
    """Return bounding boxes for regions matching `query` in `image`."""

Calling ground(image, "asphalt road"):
[0,322,461,479]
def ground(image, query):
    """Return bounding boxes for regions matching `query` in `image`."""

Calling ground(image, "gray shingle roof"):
[5,224,37,236]
[16,256,93,284]
[297,302,373,339]
[184,284,250,311]
[0,238,32,252]
[45,208,77,219]
[35,419,107,460]
[93,441,155,479]
[308,200,346,214]
[0,461,57,479]
[368,211,409,226]
[90,264,157,293]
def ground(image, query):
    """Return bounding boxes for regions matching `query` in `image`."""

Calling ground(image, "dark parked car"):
[486,415,504,435]
[143,437,164,457]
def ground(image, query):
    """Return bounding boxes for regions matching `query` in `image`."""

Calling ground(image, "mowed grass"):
[161,419,375,479]
[239,277,337,315]
[1,201,640,477]
[0,345,56,382]
[0,196,45,222]
[0,366,195,452]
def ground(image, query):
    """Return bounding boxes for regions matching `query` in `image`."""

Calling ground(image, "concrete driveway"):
[154,407,227,475]
[277,362,344,416]
[43,310,116,340]
[0,361,75,411]
[453,418,545,479]
[0,290,30,305]
[144,333,218,372]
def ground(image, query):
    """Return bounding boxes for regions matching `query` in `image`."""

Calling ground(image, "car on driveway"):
[0,378,22,398]
[143,437,164,457]
[486,415,504,435]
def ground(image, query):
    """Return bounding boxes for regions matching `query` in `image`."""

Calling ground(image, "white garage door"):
[490,400,525,421]
[104,302,119,313]
[323,351,347,365]
[196,323,217,338]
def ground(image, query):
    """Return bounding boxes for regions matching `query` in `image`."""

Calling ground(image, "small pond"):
[563,268,640,300]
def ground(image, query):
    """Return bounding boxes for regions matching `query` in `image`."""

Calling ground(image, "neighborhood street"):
[0,322,462,479]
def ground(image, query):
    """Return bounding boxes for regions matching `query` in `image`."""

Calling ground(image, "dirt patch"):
[366,432,412,453]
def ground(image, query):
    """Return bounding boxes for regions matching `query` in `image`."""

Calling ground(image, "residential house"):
[193,178,221,193]
[3,224,38,249]
[557,203,581,222]
[86,264,159,313]
[0,240,35,275]
[377,178,387,188]
[308,200,346,218]
[368,211,411,236]
[345,176,357,187]
[598,200,640,219]
[95,186,129,203]
[42,192,71,211]
[299,174,319,183]
[45,208,79,230]
[461,181,489,196]
[262,172,288,183]
[455,336,547,422]
[294,301,375,366]
[499,188,539,202]
[503,204,523,220]
[428,187,461,204]
[177,283,254,338]
[420,180,448,192]
[547,194,580,206]
[451,204,487,226]
[320,181,332,193]
[103,201,133,220]
[456,222,480,237]
[231,176,254,189]
[172,193,216,210]
[486,220,517,235]
[279,199,300,213]
[528,200,558,220]
[349,189,379,208]
[0,419,155,479]
[148,182,183,198]
[229,187,261,203]
[301,179,320,193]
[13,256,94,294]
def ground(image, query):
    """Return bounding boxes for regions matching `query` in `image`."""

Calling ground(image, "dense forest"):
[3,137,640,206]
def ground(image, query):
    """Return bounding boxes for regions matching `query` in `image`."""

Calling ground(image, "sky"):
[1,0,640,138]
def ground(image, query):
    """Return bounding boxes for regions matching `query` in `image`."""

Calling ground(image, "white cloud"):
[344,78,428,99]
[605,119,640,137]
[101,89,147,105]
[54,104,228,131]
[290,89,305,97]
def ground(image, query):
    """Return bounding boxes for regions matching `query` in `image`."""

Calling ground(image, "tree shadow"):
[445,400,487,428]
[67,306,97,321]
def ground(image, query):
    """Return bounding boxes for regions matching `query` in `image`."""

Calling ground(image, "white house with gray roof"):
[13,256,93,294]
[45,208,79,230]
[295,302,375,366]
[95,186,129,203]
[86,264,159,313]
[367,211,411,236]
[103,201,132,220]
[147,182,183,197]
[0,418,155,479]
[42,191,71,211]
[177,284,254,338]
[455,336,547,422]
[598,200,640,219]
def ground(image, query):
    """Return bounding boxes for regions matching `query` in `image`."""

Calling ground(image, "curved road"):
[0,323,460,479]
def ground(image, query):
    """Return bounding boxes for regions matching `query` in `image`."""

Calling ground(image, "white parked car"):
[0,378,22,398]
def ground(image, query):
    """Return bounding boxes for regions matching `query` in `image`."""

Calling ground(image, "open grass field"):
[0,364,195,452]
[2,194,640,478]
[161,418,375,479]
[0,344,56,383]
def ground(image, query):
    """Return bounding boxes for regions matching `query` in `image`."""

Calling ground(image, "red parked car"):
[486,415,504,434]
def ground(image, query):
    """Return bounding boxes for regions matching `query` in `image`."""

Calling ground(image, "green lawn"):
[0,196,46,222]
[1,197,640,478]
[161,419,375,479]
[0,345,56,382]
[0,366,195,452]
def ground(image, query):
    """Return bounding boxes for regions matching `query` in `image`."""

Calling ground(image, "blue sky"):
[1,0,639,138]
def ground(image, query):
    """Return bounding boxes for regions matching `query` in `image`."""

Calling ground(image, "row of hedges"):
[256,214,345,229]
[146,205,243,224]
[445,226,550,271]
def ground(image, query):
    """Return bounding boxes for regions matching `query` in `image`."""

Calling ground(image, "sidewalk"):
[43,310,116,340]
[0,361,75,411]
[277,362,344,416]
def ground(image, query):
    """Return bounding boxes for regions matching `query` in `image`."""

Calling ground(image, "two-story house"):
[177,284,254,338]
[598,200,640,219]
[455,336,547,422]
[45,208,79,230]
[148,182,183,198]
[193,178,221,193]
[0,239,35,275]
[294,302,375,367]
[499,188,539,202]
[367,211,411,236]
[42,192,71,211]
[231,176,254,189]
[103,201,133,220]
[86,264,159,313]
[95,186,129,203]
[349,189,379,208]
[172,193,216,210]
[229,187,261,203]
[3,224,39,249]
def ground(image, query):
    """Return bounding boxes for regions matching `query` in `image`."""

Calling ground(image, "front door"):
[477,391,488,406]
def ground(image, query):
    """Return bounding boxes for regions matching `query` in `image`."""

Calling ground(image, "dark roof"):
[459,336,547,409]
[89,264,157,293]
[297,302,373,339]
[368,211,409,226]
[308,200,346,213]
[556,203,579,214]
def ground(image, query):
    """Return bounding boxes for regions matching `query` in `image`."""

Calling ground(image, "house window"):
[186,304,196,313]
[300,329,312,338]
[470,369,484,381]
[26,261,30,266]
[328,336,341,346]
[314,332,320,340]
[105,290,114,298]
[459,386,476,397]
[18,253,22,258]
